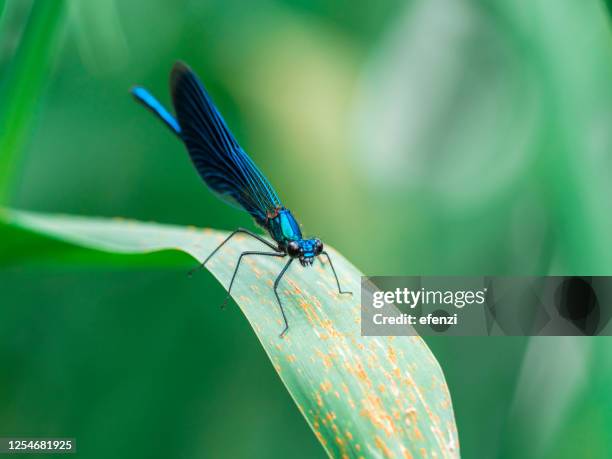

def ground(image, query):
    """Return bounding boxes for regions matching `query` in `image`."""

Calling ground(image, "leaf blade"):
[2,208,459,458]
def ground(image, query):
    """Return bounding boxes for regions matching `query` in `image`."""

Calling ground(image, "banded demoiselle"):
[131,62,351,336]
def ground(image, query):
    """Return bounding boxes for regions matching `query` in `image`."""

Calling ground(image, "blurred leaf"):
[1,208,459,458]
[0,0,65,203]
[68,0,129,75]
[502,337,590,458]
[353,0,541,212]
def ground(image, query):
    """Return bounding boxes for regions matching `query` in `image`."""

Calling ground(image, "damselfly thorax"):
[265,207,323,266]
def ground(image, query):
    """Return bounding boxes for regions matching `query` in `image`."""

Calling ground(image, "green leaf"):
[1,208,459,458]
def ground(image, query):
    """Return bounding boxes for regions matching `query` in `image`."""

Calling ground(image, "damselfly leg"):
[274,258,294,338]
[320,251,353,296]
[189,228,279,277]
[209,248,350,337]
[223,251,286,308]
[223,252,294,337]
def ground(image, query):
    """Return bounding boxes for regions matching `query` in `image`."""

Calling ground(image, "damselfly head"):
[286,238,323,266]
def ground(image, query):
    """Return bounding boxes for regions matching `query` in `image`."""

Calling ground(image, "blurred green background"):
[1,0,612,458]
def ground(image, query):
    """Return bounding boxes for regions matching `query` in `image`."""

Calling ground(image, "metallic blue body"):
[267,208,320,265]
[267,208,302,243]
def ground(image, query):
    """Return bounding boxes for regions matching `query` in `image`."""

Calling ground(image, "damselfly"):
[131,62,352,336]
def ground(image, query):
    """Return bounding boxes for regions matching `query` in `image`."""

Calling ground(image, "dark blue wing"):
[170,62,281,227]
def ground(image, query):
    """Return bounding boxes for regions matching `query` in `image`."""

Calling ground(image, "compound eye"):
[287,241,300,257]
[314,239,323,255]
